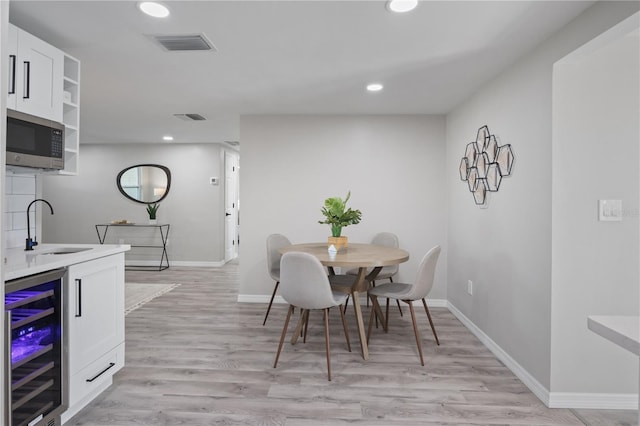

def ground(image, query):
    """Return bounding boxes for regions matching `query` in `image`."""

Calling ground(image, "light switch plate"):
[598,199,622,221]
[209,177,219,185]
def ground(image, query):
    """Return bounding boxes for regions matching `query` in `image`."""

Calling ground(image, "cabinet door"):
[7,24,18,110]
[66,254,125,375]
[14,27,63,122]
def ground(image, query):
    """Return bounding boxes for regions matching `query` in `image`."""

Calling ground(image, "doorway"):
[224,151,239,262]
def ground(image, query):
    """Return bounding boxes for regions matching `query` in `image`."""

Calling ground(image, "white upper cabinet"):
[7,23,64,122]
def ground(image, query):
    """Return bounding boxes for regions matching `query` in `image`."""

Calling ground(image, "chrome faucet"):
[25,199,54,251]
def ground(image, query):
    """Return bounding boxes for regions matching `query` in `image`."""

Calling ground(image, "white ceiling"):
[9,0,594,145]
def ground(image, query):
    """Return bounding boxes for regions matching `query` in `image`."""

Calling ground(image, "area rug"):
[125,283,180,315]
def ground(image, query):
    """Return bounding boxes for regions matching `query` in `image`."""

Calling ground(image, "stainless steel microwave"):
[6,109,64,170]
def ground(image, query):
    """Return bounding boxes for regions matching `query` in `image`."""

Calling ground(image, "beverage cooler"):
[4,268,67,426]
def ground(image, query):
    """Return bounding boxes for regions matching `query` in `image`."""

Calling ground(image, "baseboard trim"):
[447,302,639,409]
[126,260,225,268]
[425,298,448,308]
[237,294,286,304]
[548,392,639,410]
[237,294,448,307]
[170,260,226,267]
[447,301,552,407]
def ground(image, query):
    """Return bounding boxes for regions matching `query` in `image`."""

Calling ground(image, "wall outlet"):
[118,239,124,244]
[467,280,473,295]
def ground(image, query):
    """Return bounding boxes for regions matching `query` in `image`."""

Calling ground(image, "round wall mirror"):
[116,164,171,204]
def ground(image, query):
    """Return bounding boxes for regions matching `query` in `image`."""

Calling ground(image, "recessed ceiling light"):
[387,0,418,13]
[162,135,174,141]
[367,83,384,92]
[138,2,170,18]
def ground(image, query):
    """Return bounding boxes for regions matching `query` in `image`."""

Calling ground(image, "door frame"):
[224,150,239,262]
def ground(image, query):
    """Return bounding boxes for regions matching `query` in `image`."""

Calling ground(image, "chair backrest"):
[372,232,399,275]
[266,234,291,281]
[405,245,441,300]
[371,232,398,248]
[280,252,340,310]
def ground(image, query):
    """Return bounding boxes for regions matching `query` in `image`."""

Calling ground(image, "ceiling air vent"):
[152,34,216,52]
[174,113,206,121]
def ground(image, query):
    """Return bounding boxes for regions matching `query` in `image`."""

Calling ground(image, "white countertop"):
[588,315,640,356]
[4,243,131,281]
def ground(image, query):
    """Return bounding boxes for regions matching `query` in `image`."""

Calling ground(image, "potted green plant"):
[318,191,362,250]
[146,202,159,224]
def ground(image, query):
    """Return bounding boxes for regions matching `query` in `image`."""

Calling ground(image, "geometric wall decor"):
[459,125,514,206]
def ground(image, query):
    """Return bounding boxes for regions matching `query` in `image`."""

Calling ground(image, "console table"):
[95,223,170,271]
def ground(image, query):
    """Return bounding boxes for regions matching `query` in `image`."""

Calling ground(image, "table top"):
[280,242,409,268]
[96,223,169,227]
[587,315,640,356]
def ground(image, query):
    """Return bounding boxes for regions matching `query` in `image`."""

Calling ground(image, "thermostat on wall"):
[210,177,219,185]
[598,199,622,221]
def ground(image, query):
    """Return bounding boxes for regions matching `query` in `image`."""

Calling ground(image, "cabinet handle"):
[8,54,16,95]
[86,362,116,383]
[75,278,82,317]
[23,61,30,99]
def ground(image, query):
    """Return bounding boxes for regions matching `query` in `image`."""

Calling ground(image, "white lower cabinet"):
[61,253,125,423]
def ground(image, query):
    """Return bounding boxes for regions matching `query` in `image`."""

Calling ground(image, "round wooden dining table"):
[280,242,409,360]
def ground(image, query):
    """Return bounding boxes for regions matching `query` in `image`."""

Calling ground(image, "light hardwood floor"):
[66,263,637,425]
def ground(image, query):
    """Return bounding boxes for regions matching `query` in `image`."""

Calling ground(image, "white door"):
[224,151,239,261]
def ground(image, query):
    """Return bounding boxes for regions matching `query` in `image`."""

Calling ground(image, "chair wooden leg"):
[303,309,310,343]
[290,308,305,344]
[366,295,379,344]
[371,296,387,333]
[385,298,390,331]
[422,298,440,345]
[339,304,351,352]
[370,281,379,328]
[323,308,332,381]
[274,305,294,368]
[300,309,304,337]
[263,280,279,325]
[407,301,424,366]
[388,277,403,317]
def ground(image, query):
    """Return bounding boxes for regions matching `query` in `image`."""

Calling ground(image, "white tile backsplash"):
[7,194,35,213]
[12,175,37,194]
[6,229,26,250]
[5,173,36,248]
[13,211,30,231]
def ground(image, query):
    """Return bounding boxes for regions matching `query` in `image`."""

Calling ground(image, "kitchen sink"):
[39,247,93,255]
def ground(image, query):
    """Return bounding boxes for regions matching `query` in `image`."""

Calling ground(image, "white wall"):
[239,115,447,301]
[40,143,229,265]
[551,14,639,398]
[445,0,639,399]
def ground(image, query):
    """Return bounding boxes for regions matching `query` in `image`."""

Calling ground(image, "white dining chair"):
[263,233,291,325]
[273,251,351,381]
[346,232,403,316]
[366,245,441,366]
